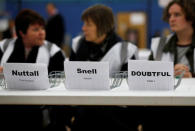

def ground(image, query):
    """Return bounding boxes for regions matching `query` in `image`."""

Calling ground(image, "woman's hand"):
[174,64,192,78]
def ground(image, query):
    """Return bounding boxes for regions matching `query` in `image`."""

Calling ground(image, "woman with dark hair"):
[70,4,137,75]
[149,0,195,77]
[146,0,195,130]
[70,4,138,131]
[0,9,65,73]
[0,9,65,130]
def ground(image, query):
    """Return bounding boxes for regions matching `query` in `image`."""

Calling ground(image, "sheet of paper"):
[3,63,50,90]
[64,61,110,90]
[128,60,174,91]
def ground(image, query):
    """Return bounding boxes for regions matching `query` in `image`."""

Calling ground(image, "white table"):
[0,78,195,106]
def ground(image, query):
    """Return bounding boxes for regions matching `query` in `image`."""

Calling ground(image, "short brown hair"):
[163,0,195,28]
[15,9,45,38]
[81,4,114,37]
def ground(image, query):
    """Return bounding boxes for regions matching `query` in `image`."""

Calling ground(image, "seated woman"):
[149,0,195,78]
[70,4,137,75]
[146,0,195,131]
[0,9,66,131]
[0,9,65,73]
[70,4,139,131]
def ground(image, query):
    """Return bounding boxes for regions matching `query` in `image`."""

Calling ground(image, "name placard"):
[64,61,110,90]
[3,63,50,90]
[128,60,174,91]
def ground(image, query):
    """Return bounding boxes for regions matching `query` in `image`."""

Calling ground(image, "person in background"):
[46,3,65,48]
[149,0,195,78]
[124,28,139,46]
[0,9,65,130]
[70,4,139,131]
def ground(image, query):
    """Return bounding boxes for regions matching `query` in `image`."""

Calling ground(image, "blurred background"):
[0,0,172,57]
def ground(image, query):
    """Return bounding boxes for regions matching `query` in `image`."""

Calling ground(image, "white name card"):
[3,63,50,90]
[64,61,110,90]
[128,60,174,91]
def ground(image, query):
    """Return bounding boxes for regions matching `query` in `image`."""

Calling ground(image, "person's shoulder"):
[0,38,16,49]
[43,40,61,51]
[44,40,66,57]
[72,35,84,52]
[54,13,63,19]
[0,39,7,45]
[151,34,173,43]
[72,35,82,44]
[166,34,174,41]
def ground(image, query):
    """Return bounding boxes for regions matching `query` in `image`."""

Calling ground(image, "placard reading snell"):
[64,61,110,90]
[3,63,50,90]
[128,60,174,90]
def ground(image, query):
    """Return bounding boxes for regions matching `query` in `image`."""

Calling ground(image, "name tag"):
[3,63,50,90]
[64,61,110,90]
[128,60,174,90]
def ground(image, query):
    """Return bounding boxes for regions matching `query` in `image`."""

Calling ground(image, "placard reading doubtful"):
[128,60,174,91]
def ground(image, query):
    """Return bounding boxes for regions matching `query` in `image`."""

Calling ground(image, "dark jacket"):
[46,13,65,48]
[70,32,137,73]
